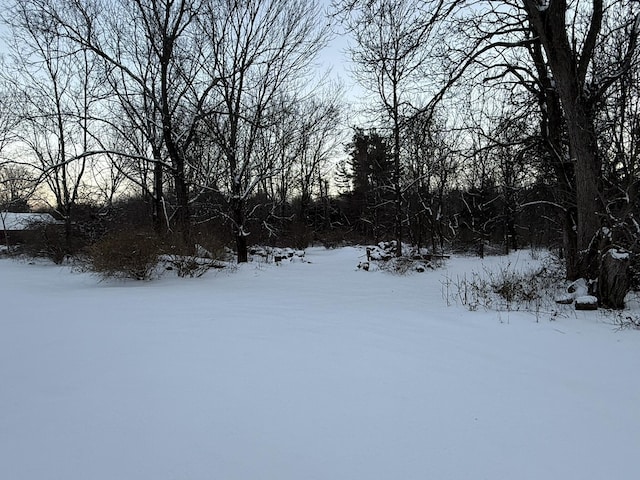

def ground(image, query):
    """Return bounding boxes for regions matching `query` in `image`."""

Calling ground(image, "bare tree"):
[333,0,457,256]
[3,0,103,251]
[0,165,36,211]
[595,1,640,241]
[0,90,18,160]
[403,111,457,252]
[425,1,638,288]
[0,90,27,210]
[3,0,331,261]
[522,0,639,278]
[13,0,221,241]
[292,89,344,222]
[256,88,343,226]
[201,0,329,262]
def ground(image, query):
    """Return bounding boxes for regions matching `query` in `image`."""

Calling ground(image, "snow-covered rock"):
[555,293,575,305]
[568,278,589,297]
[575,295,598,310]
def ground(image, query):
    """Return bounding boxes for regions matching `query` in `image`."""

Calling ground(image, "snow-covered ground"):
[1,247,639,480]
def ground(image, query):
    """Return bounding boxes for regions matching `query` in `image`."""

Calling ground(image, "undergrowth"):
[441,252,566,319]
[88,230,161,280]
[609,312,640,331]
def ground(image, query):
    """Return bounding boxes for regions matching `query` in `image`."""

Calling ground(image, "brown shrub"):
[88,230,161,280]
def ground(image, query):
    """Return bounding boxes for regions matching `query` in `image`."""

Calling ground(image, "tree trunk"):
[529,36,580,279]
[565,107,602,258]
[393,98,403,258]
[232,197,248,263]
[524,0,603,278]
[564,208,580,280]
[152,151,164,235]
[173,168,191,244]
[598,248,630,309]
[236,233,248,264]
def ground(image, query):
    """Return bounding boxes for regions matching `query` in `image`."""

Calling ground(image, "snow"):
[1,247,639,480]
[537,0,550,12]
[576,294,598,304]
[568,277,589,297]
[0,212,58,230]
[610,249,630,260]
[575,295,599,308]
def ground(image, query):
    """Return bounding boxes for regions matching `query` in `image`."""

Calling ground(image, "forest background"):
[0,0,638,306]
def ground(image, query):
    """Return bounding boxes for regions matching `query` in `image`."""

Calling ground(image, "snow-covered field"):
[1,247,639,480]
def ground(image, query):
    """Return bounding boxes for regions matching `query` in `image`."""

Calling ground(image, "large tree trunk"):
[563,208,580,280]
[524,0,603,278]
[529,35,581,278]
[564,105,602,261]
[598,248,630,309]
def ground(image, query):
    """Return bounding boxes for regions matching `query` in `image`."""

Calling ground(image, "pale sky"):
[0,21,8,57]
[0,1,367,131]
[0,3,357,92]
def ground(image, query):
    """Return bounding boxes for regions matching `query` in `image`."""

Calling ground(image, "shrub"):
[160,232,228,277]
[441,271,493,311]
[284,221,314,250]
[363,242,445,275]
[442,252,566,315]
[610,312,640,331]
[18,222,78,264]
[88,230,161,280]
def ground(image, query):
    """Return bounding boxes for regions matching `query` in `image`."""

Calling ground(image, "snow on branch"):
[536,1,550,12]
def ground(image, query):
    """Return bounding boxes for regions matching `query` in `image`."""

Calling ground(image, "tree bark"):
[232,196,248,264]
[528,35,580,278]
[152,148,164,235]
[598,248,630,309]
[524,0,603,277]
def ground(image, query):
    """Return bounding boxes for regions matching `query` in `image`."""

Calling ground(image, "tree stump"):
[598,249,630,309]
[575,296,598,311]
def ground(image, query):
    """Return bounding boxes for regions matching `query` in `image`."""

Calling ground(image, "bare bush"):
[610,313,640,331]
[441,272,493,311]
[362,242,446,274]
[88,230,161,280]
[164,255,215,278]
[377,256,441,275]
[442,253,566,316]
[19,222,78,264]
[161,233,229,278]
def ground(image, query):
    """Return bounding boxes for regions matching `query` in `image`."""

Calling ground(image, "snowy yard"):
[1,247,639,480]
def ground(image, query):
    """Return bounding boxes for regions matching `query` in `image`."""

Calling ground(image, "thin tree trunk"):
[152,150,164,235]
[392,93,403,257]
[232,197,248,263]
